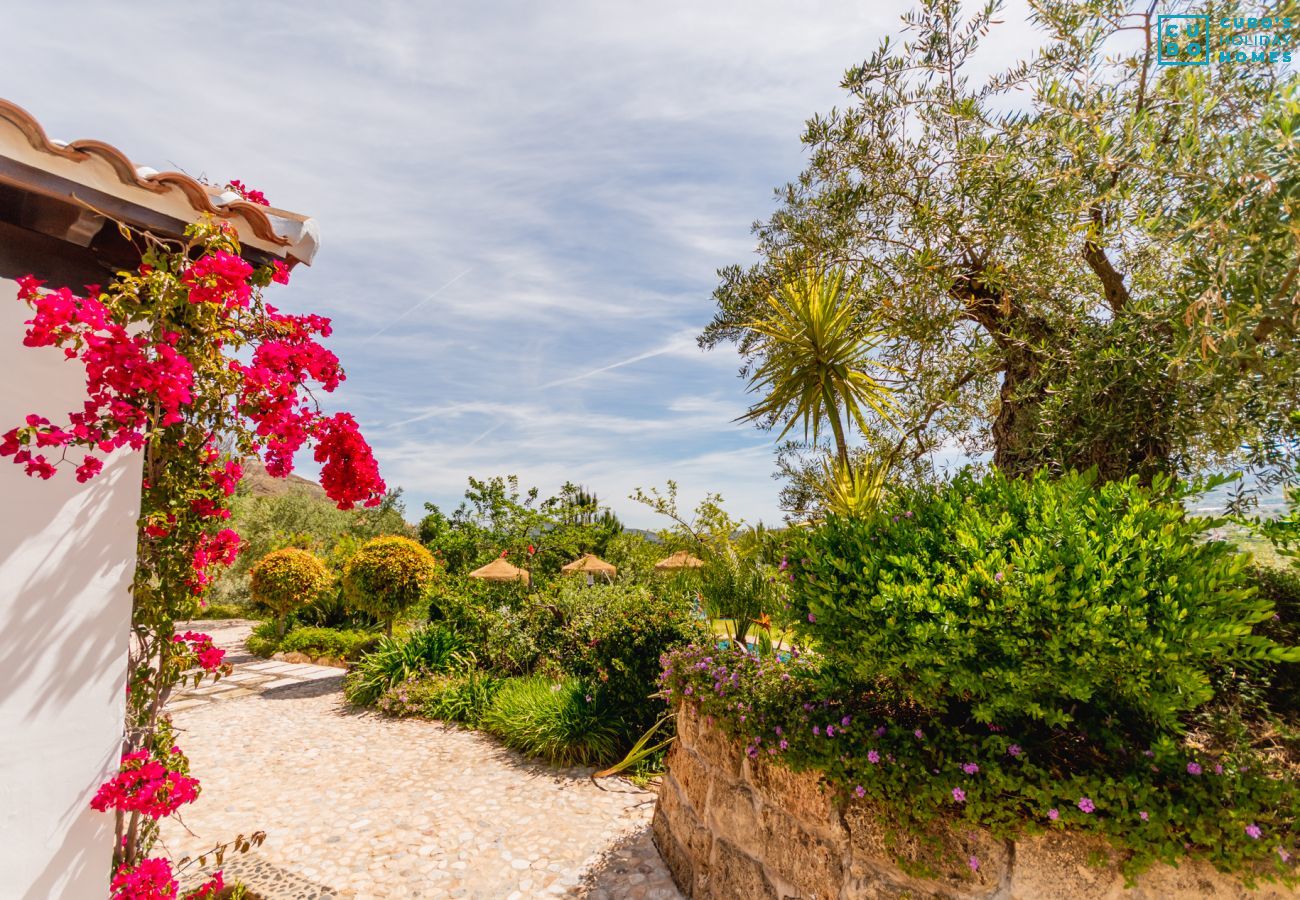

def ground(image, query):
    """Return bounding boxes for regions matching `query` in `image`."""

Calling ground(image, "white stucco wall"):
[0,276,141,899]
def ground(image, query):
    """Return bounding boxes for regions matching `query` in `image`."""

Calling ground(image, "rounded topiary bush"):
[343,536,439,634]
[249,548,332,636]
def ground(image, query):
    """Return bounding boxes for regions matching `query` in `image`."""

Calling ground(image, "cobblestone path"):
[160,621,680,899]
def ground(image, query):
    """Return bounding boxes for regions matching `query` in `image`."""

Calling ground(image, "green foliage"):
[790,469,1296,735]
[1249,564,1300,713]
[562,585,710,734]
[206,486,410,607]
[343,536,440,629]
[343,625,466,706]
[244,620,281,658]
[419,476,623,581]
[192,602,257,621]
[278,627,379,661]
[248,548,332,633]
[704,0,1300,495]
[376,668,504,725]
[738,267,895,465]
[481,676,623,766]
[662,645,1299,884]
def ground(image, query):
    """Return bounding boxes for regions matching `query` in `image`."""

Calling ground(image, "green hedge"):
[659,470,1299,884]
[790,469,1293,734]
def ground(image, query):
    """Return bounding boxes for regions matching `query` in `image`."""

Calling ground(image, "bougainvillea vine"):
[3,215,385,896]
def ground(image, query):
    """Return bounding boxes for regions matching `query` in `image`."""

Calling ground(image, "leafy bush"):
[481,676,622,766]
[192,602,258,621]
[562,585,709,734]
[376,668,504,724]
[343,625,465,706]
[343,536,440,633]
[1249,563,1300,713]
[791,469,1295,735]
[249,548,331,635]
[662,645,1300,884]
[278,627,379,661]
[245,620,281,658]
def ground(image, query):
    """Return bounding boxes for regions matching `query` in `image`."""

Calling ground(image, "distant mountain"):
[239,458,326,499]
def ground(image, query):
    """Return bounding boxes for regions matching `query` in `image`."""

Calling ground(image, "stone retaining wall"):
[651,703,1297,899]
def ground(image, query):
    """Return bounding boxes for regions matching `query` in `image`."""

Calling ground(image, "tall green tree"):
[705,0,1299,494]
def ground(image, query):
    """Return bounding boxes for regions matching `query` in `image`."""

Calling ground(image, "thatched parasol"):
[468,557,531,585]
[561,553,617,583]
[654,550,705,571]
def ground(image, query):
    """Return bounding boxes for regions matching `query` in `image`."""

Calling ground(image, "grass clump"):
[481,676,623,767]
[344,625,465,706]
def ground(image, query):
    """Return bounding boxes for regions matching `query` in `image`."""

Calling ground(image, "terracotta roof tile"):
[0,98,319,265]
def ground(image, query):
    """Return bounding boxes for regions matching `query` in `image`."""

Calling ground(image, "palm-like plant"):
[738,268,895,467]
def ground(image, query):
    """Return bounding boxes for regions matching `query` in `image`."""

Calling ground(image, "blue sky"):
[3,1,1042,527]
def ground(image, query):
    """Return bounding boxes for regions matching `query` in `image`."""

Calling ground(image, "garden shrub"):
[244,620,281,658]
[376,669,504,725]
[790,469,1295,735]
[343,536,440,633]
[662,645,1300,885]
[191,601,257,621]
[1248,563,1300,713]
[343,625,465,706]
[654,469,1300,883]
[278,626,379,661]
[249,548,332,636]
[481,676,622,766]
[562,584,709,734]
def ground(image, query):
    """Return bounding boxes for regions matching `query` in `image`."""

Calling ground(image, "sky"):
[2,0,1042,528]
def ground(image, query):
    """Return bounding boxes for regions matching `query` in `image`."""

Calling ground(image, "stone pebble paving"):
[160,621,681,899]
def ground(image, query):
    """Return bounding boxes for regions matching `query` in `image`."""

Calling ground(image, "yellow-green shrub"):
[343,536,439,633]
[249,548,331,635]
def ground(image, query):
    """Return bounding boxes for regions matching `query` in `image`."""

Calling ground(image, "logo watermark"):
[1158,14,1294,66]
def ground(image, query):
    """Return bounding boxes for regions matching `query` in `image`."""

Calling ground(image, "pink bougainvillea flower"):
[867,750,880,764]
[962,762,980,775]
[1048,808,1060,821]
[952,787,966,803]
[1187,762,1202,776]
[969,856,980,872]
[1246,824,1263,840]
[1077,797,1095,814]
[1139,811,1149,821]
[854,785,866,799]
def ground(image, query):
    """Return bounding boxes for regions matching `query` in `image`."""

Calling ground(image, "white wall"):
[0,276,141,899]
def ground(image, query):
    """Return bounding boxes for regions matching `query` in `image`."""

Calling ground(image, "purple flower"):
[1007,744,1022,757]
[1139,811,1149,822]
[994,571,1004,582]
[807,613,816,623]
[867,750,880,764]
[779,556,789,571]
[841,715,852,728]
[1187,762,1202,776]
[914,729,924,740]
[812,726,820,736]
[779,739,789,750]
[875,726,887,737]
[952,787,966,803]
[905,510,913,518]
[774,726,783,736]
[1246,824,1263,840]
[1214,764,1224,775]
[854,785,866,799]
[962,762,979,775]
[968,856,980,872]
[1278,847,1291,863]
[1077,797,1095,814]
[1048,808,1060,821]
[825,725,836,737]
